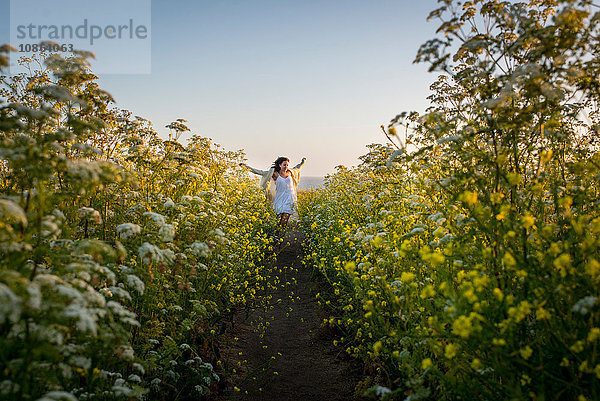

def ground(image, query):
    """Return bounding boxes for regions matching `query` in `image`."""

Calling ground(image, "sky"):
[1,0,441,177]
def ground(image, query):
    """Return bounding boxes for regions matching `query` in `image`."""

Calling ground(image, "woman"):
[240,156,306,228]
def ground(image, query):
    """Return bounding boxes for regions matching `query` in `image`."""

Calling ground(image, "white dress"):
[272,173,297,214]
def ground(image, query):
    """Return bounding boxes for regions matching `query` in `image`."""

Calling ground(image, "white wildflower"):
[408,227,425,235]
[107,301,139,327]
[138,242,164,264]
[0,283,22,324]
[63,304,97,335]
[70,355,91,370]
[572,296,597,315]
[77,207,102,224]
[195,385,209,395]
[0,199,27,226]
[211,228,227,244]
[77,271,91,282]
[374,385,392,397]
[34,274,64,286]
[66,160,101,185]
[26,282,41,309]
[116,223,141,240]
[36,391,78,401]
[101,286,132,301]
[162,249,176,265]
[35,85,88,105]
[0,379,19,395]
[439,234,454,245]
[437,135,463,144]
[143,212,166,226]
[83,288,106,307]
[55,284,84,301]
[119,345,135,361]
[41,214,62,240]
[428,212,444,222]
[159,224,176,242]
[189,241,211,258]
[386,148,405,168]
[126,274,145,295]
[112,378,134,397]
[133,362,145,375]
[10,103,50,120]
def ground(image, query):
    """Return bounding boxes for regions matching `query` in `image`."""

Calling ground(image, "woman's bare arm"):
[239,163,268,176]
[291,157,306,171]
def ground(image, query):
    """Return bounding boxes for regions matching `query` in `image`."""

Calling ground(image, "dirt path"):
[217,227,366,401]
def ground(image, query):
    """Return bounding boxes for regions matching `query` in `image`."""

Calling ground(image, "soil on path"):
[217,227,366,401]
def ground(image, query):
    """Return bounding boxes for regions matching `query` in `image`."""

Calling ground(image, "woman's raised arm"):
[239,162,268,176]
[291,157,306,171]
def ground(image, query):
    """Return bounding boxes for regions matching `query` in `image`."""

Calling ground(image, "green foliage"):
[300,1,600,399]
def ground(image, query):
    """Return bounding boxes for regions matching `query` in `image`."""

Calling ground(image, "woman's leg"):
[279,212,290,228]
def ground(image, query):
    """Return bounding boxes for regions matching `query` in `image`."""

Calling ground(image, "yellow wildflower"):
[344,261,356,274]
[521,214,535,229]
[502,252,516,268]
[520,374,531,386]
[496,204,510,220]
[506,172,521,186]
[536,306,550,320]
[420,285,436,299]
[452,315,473,338]
[400,271,415,283]
[490,192,504,204]
[519,346,533,360]
[445,343,458,359]
[588,328,600,342]
[461,191,478,206]
[540,149,553,164]
[586,259,600,278]
[508,300,532,323]
[554,253,571,277]
[373,341,383,356]
[570,340,584,353]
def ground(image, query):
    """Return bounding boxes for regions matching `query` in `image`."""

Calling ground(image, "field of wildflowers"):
[300,1,600,399]
[3,0,600,400]
[0,47,276,400]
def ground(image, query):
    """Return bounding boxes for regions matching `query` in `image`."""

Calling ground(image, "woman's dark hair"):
[272,156,289,173]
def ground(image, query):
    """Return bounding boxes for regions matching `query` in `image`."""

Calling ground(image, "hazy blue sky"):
[1,0,441,176]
